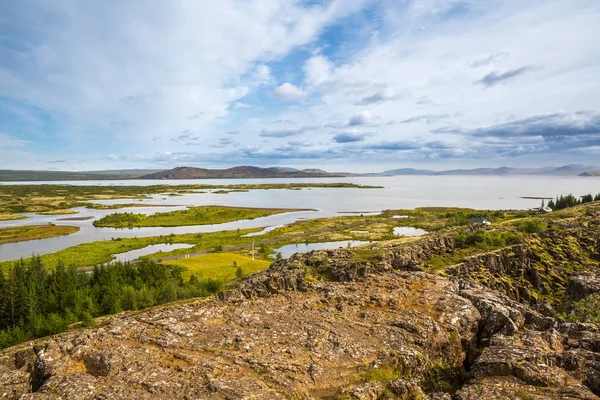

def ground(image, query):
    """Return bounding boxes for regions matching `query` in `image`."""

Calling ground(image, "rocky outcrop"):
[569,273,600,301]
[447,220,600,307]
[1,211,600,399]
[1,271,485,399]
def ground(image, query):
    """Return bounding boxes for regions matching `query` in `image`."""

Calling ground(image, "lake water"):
[270,240,371,258]
[1,175,598,261]
[393,227,428,236]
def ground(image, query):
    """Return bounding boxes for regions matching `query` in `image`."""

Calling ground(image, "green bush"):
[567,294,600,323]
[518,219,547,234]
[455,230,521,249]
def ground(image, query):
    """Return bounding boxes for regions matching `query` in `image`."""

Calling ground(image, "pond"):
[112,243,194,263]
[270,240,371,259]
[242,224,285,237]
[393,227,427,236]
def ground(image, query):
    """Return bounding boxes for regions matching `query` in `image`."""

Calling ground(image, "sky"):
[0,0,599,172]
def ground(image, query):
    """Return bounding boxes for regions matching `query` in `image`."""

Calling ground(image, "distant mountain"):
[0,169,160,182]
[381,165,600,176]
[579,171,600,177]
[140,166,348,179]
[382,168,435,175]
[268,167,299,173]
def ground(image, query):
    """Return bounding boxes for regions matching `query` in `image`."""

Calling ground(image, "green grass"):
[360,366,401,383]
[85,202,173,210]
[0,213,28,221]
[0,224,80,245]
[36,209,79,215]
[163,252,272,280]
[0,228,263,271]
[93,206,309,228]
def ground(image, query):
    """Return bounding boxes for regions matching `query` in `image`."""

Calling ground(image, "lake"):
[1,175,598,261]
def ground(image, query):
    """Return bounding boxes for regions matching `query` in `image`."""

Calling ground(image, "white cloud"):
[304,55,334,87]
[0,0,366,145]
[0,134,32,148]
[348,111,373,126]
[273,83,308,101]
[2,0,600,169]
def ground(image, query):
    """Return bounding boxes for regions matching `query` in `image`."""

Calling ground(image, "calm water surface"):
[113,243,194,263]
[270,240,371,258]
[1,176,598,261]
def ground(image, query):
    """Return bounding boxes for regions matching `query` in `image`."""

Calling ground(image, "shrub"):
[518,219,547,234]
[568,294,600,323]
[235,266,244,279]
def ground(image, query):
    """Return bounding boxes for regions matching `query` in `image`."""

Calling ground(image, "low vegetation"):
[86,202,174,210]
[163,252,271,280]
[0,258,221,349]
[455,229,522,249]
[518,219,547,233]
[92,206,307,228]
[0,225,80,245]
[563,294,600,324]
[36,209,79,215]
[0,213,28,221]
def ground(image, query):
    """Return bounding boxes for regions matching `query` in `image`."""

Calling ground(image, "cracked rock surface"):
[1,210,599,399]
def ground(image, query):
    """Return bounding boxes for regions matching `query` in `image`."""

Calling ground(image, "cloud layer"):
[1,0,599,171]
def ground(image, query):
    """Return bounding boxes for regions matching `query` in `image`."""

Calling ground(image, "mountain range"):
[0,164,599,181]
[382,164,600,177]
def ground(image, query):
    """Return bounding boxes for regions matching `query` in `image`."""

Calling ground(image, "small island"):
[92,206,313,228]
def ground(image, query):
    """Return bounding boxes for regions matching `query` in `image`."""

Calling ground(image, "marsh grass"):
[0,225,79,245]
[93,206,308,228]
[0,213,28,221]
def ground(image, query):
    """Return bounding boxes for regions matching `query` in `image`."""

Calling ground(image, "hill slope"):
[140,166,348,179]
[0,169,160,182]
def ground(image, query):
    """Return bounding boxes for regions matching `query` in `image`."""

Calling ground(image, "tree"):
[235,266,244,279]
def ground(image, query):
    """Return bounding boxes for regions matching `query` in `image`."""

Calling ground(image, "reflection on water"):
[113,243,194,263]
[270,240,371,259]
[393,227,427,236]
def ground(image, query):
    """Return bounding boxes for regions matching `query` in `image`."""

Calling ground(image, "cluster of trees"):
[547,193,600,211]
[0,258,221,349]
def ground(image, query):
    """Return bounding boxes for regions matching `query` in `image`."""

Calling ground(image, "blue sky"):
[1,0,599,172]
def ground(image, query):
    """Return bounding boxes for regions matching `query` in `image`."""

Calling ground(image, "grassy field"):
[164,252,272,280]
[86,203,175,209]
[0,228,263,271]
[36,209,79,215]
[0,206,545,272]
[93,206,310,228]
[0,213,28,221]
[0,225,80,244]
